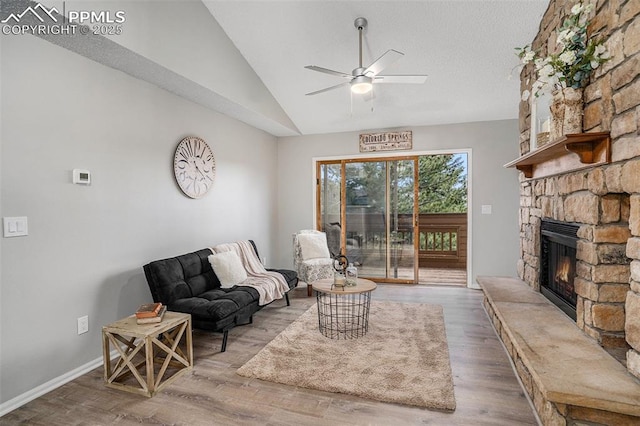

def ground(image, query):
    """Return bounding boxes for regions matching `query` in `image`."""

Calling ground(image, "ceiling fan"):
[305,17,428,96]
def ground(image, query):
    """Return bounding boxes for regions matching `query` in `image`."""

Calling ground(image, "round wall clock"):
[173,136,216,199]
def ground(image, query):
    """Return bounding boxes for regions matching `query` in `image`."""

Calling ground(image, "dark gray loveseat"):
[143,241,298,352]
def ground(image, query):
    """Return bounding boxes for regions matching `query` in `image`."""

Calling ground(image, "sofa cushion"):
[171,286,259,324]
[208,251,247,288]
[144,249,219,305]
[179,249,220,296]
[144,257,192,304]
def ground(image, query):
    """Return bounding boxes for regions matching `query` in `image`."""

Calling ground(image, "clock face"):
[173,136,216,199]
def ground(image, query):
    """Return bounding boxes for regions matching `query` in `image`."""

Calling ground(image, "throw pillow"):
[298,233,330,260]
[208,251,247,288]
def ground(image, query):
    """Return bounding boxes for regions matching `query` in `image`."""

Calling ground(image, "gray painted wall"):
[274,121,522,282]
[0,34,279,403]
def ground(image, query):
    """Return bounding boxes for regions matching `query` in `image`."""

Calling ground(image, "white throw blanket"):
[211,241,289,306]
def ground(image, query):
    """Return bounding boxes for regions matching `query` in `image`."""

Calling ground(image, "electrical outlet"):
[77,315,89,335]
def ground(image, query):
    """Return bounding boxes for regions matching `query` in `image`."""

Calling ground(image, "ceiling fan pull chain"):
[350,90,354,117]
[370,87,375,112]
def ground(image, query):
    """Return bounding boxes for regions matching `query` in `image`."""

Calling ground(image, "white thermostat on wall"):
[73,169,91,185]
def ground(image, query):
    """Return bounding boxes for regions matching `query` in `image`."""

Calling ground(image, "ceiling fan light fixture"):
[351,75,373,94]
[304,16,427,97]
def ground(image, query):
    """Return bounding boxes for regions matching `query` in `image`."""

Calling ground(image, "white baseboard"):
[0,350,117,417]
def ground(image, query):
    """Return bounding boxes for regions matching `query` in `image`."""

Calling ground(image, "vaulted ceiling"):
[204,1,549,135]
[9,0,549,137]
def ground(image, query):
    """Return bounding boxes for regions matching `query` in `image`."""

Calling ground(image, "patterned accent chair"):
[293,230,335,296]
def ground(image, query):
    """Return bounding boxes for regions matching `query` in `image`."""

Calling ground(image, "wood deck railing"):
[340,211,467,269]
[417,213,467,269]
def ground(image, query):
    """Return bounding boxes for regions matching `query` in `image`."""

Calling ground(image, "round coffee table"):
[312,278,377,339]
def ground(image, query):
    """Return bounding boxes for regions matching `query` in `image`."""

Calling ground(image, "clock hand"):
[194,164,207,180]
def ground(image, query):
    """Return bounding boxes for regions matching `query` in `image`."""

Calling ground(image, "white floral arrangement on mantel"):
[516,0,610,101]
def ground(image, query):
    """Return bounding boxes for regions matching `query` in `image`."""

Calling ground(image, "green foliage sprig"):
[516,1,610,100]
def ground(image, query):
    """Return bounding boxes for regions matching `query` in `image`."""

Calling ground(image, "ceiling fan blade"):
[374,75,428,84]
[363,49,404,76]
[305,81,350,96]
[304,65,352,79]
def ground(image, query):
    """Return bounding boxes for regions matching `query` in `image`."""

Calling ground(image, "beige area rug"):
[237,301,456,411]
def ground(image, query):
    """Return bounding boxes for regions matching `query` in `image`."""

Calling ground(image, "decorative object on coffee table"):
[332,253,348,288]
[345,262,358,286]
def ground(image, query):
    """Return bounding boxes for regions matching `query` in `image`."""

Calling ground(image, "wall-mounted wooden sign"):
[359,131,412,152]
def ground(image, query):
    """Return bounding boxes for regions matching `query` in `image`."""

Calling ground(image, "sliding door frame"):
[313,149,473,287]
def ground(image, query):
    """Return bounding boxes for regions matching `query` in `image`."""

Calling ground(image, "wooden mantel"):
[504,132,611,179]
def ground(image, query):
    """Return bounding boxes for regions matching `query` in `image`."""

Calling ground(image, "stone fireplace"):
[519,173,633,353]
[516,0,640,381]
[476,1,640,422]
[479,0,640,422]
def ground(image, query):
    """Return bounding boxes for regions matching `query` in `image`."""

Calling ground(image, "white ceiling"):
[203,1,549,136]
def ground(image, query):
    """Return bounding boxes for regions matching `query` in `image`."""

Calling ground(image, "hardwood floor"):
[1,285,538,425]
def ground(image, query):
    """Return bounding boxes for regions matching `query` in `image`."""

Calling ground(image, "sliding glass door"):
[318,153,469,285]
[318,158,417,283]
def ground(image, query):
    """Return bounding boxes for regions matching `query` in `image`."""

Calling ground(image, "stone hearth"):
[479,276,640,425]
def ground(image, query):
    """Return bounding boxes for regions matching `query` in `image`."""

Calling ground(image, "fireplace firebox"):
[540,220,579,320]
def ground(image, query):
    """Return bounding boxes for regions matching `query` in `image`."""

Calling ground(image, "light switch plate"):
[3,217,28,237]
[481,205,492,215]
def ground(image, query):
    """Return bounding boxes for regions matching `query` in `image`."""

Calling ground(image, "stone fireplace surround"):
[483,0,640,424]
[519,170,633,354]
[517,0,640,378]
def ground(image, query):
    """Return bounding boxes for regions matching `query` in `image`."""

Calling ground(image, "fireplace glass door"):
[540,220,579,319]
[544,241,577,307]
